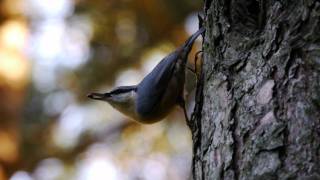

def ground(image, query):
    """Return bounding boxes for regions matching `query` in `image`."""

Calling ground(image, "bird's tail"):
[182,27,205,52]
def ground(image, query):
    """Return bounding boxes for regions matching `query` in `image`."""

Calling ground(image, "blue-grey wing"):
[136,51,179,116]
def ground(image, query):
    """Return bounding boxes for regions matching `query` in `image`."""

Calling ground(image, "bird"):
[88,27,205,124]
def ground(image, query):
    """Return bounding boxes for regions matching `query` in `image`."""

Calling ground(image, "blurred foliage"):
[76,0,201,95]
[0,0,202,179]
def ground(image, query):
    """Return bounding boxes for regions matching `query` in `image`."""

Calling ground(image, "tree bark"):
[189,0,320,179]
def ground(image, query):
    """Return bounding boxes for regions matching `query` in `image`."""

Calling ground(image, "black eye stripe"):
[109,86,137,95]
[110,89,131,94]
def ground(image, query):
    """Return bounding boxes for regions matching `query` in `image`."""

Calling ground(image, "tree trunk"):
[189,0,320,179]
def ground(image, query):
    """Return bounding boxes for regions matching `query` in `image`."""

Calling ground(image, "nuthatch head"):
[88,85,139,120]
[88,27,205,124]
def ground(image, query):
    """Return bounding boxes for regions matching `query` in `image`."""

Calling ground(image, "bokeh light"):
[0,20,29,89]
[0,0,202,179]
[0,131,18,164]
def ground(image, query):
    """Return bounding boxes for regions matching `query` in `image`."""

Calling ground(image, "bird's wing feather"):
[135,27,205,117]
[136,51,179,116]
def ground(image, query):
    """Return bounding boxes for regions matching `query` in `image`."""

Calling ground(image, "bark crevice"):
[230,102,240,180]
[190,0,320,179]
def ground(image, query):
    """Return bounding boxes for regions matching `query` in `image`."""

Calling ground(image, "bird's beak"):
[87,93,109,100]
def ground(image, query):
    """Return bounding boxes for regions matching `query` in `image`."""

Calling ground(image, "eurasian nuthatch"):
[88,27,205,124]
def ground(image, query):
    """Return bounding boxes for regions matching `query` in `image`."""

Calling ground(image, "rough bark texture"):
[189,0,320,179]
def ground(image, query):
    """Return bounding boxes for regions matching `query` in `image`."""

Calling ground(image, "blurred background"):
[0,0,203,179]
